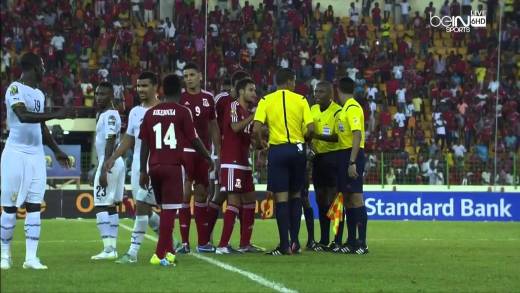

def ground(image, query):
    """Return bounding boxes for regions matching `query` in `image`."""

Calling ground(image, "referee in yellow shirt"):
[335,77,368,255]
[252,68,314,255]
[309,81,343,251]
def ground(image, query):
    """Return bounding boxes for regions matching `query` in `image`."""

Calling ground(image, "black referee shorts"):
[267,143,306,193]
[337,148,365,194]
[312,151,338,189]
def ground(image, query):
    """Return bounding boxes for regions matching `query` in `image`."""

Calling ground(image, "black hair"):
[183,62,200,72]
[276,68,296,86]
[20,52,41,71]
[235,78,255,95]
[231,70,250,87]
[316,80,333,89]
[138,71,158,85]
[338,77,355,95]
[163,74,181,97]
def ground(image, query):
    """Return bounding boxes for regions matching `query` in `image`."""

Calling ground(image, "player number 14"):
[152,123,177,149]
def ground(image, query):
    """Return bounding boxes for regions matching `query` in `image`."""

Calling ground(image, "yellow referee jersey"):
[254,89,313,145]
[311,102,342,154]
[336,97,365,149]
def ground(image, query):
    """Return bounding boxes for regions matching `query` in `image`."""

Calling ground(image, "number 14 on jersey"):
[153,123,177,149]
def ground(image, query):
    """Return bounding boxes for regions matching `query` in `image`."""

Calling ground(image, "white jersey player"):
[103,72,161,264]
[1,52,74,270]
[91,82,125,261]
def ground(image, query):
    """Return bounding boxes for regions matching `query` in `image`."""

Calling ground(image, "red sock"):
[194,201,209,246]
[156,209,176,259]
[179,204,191,244]
[240,203,256,247]
[206,201,220,239]
[218,205,239,248]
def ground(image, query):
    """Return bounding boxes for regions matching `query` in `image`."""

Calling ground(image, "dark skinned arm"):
[304,122,315,142]
[99,136,117,188]
[41,123,71,168]
[103,134,135,171]
[349,130,362,163]
[252,121,268,150]
[347,130,362,179]
[312,132,339,142]
[12,103,73,123]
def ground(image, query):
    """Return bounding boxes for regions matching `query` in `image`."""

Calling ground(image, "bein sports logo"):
[430,10,486,32]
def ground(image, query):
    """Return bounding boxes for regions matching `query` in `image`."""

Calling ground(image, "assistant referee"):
[336,77,368,254]
[252,68,314,255]
[310,81,343,251]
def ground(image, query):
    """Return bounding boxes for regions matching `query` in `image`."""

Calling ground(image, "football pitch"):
[1,219,519,293]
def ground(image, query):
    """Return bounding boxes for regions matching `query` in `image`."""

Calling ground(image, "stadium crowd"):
[0,0,519,186]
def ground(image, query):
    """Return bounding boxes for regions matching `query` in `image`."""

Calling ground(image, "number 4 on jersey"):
[152,123,177,149]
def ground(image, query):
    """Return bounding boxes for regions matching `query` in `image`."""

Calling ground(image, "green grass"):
[1,219,520,292]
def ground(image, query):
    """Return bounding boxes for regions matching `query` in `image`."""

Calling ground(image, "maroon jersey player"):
[139,74,213,265]
[178,62,220,253]
[216,78,264,254]
[207,70,251,238]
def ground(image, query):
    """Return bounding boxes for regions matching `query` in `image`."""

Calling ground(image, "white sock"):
[109,213,119,250]
[96,211,111,251]
[25,211,41,261]
[148,212,160,234]
[1,212,16,258]
[128,215,148,258]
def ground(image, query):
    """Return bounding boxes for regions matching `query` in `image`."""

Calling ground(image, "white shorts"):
[131,164,156,205]
[94,158,125,206]
[1,148,46,207]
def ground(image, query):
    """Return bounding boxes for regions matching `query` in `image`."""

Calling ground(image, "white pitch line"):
[11,239,100,244]
[119,223,298,293]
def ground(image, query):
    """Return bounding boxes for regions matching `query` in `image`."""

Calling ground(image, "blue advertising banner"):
[6,189,520,221]
[44,145,81,178]
[308,191,520,222]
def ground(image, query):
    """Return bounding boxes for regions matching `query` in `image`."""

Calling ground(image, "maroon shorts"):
[219,165,255,193]
[183,151,209,187]
[149,164,185,209]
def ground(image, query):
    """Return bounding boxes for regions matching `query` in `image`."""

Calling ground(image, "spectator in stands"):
[383,0,392,20]
[371,2,382,29]
[406,157,420,183]
[143,0,155,23]
[386,168,396,185]
[452,141,467,159]
[400,0,411,27]
[396,82,407,112]
[51,30,66,69]
[434,114,447,149]
[349,2,361,25]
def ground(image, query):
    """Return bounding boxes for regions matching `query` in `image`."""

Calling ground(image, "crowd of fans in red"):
[0,0,518,185]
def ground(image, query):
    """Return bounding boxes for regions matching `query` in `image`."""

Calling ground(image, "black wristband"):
[349,161,356,165]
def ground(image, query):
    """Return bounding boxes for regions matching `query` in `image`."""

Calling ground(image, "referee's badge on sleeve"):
[338,122,345,132]
[322,126,331,135]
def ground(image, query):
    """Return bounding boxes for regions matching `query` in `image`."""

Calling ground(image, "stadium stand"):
[0,0,518,186]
